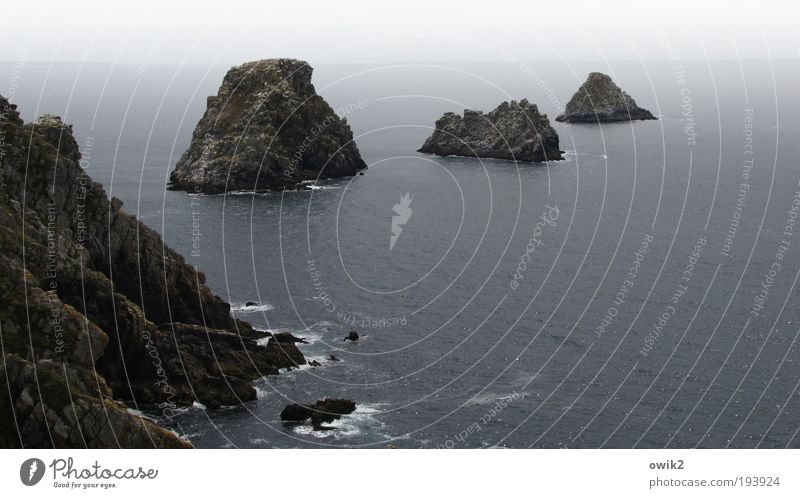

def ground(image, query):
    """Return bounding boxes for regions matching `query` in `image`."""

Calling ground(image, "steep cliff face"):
[556,72,656,123]
[418,99,563,163]
[0,96,305,448]
[169,59,367,194]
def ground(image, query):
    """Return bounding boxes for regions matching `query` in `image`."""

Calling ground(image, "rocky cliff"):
[418,99,563,162]
[556,72,656,123]
[169,59,367,194]
[0,96,305,448]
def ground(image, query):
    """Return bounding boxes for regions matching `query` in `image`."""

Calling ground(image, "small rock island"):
[169,59,367,194]
[418,99,564,163]
[556,72,656,123]
[280,398,357,430]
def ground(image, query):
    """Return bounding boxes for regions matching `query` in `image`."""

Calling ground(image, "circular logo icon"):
[20,458,45,486]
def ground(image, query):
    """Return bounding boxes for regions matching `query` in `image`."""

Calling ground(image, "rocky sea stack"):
[556,72,656,123]
[0,96,306,447]
[169,59,367,194]
[280,398,357,430]
[418,99,563,163]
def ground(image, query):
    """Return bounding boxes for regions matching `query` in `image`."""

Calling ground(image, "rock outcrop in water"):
[169,59,367,194]
[280,398,357,430]
[418,99,563,162]
[0,96,306,447]
[556,72,656,123]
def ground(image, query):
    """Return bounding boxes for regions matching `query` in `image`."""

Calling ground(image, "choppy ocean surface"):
[4,59,800,448]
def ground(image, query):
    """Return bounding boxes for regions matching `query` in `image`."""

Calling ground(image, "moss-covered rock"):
[0,94,305,448]
[169,59,367,193]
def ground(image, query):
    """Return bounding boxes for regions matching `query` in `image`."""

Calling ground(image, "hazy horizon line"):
[0,57,795,67]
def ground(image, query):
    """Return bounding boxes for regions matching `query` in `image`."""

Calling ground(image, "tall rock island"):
[0,96,305,448]
[556,72,656,123]
[169,59,367,193]
[418,99,563,163]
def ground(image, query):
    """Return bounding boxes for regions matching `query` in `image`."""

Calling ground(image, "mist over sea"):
[4,58,800,448]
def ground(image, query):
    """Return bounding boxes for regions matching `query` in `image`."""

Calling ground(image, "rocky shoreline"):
[168,59,367,194]
[0,97,306,448]
[418,99,563,163]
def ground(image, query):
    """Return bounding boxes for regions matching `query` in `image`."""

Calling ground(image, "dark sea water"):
[4,59,800,448]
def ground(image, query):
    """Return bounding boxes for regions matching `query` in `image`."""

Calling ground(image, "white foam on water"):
[299,180,344,191]
[279,355,332,375]
[292,425,331,438]
[248,437,272,446]
[305,355,329,365]
[230,303,276,313]
[253,384,269,399]
[254,329,292,346]
[218,190,276,197]
[464,391,526,407]
[291,403,387,440]
[168,405,193,416]
[254,323,332,347]
[126,408,158,423]
[299,330,325,345]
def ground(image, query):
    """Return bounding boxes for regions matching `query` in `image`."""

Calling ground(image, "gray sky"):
[1,0,798,65]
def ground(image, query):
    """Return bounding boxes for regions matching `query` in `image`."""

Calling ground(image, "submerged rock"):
[556,72,656,123]
[280,398,357,430]
[169,59,367,194]
[0,95,305,448]
[418,99,563,162]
